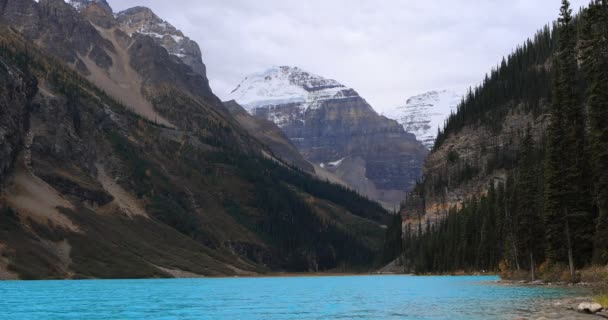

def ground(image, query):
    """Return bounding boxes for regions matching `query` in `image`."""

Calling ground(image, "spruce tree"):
[582,0,608,265]
[545,0,594,272]
[516,129,544,280]
[544,0,575,269]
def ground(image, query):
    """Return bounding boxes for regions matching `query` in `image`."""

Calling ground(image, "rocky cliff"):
[402,109,550,230]
[230,66,428,208]
[115,6,206,77]
[399,25,555,234]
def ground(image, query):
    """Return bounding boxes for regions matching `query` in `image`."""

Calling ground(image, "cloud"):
[107,0,589,112]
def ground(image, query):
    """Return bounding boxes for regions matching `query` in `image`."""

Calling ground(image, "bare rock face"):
[401,106,551,234]
[71,0,115,29]
[230,66,428,206]
[1,0,226,130]
[0,0,115,75]
[66,0,112,14]
[116,6,206,77]
[0,56,37,181]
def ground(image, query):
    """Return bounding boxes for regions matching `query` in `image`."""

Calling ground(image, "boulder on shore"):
[576,302,603,314]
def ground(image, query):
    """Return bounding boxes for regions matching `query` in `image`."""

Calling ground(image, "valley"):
[0,1,607,318]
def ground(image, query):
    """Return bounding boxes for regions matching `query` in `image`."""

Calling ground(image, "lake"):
[0,275,585,320]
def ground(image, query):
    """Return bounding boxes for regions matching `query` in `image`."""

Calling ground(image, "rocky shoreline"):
[511,296,607,320]
[498,280,607,319]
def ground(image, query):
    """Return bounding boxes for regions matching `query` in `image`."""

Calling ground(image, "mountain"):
[229,66,428,208]
[0,0,389,279]
[382,90,461,149]
[115,6,206,77]
[223,100,314,173]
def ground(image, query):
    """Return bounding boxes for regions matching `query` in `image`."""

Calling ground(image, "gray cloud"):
[107,0,589,113]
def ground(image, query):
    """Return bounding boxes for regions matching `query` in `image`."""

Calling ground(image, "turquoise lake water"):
[0,275,583,320]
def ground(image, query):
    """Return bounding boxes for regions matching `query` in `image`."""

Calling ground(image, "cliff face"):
[0,1,388,279]
[0,55,37,182]
[115,6,206,77]
[230,66,428,208]
[402,108,550,230]
[399,25,555,233]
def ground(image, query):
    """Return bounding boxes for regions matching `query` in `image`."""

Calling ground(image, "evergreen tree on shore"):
[399,1,607,275]
[544,0,577,269]
[516,129,544,280]
[581,0,608,265]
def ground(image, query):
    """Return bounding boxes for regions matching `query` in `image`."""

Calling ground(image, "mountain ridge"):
[0,0,390,279]
[229,65,428,208]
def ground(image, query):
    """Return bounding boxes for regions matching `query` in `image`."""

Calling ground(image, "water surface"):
[0,275,584,319]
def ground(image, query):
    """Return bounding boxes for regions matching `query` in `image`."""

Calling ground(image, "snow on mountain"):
[66,0,111,13]
[229,66,357,125]
[228,66,428,208]
[115,7,206,75]
[383,90,461,149]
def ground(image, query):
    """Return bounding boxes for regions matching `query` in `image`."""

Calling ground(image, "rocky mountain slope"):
[399,25,555,234]
[229,66,428,208]
[223,100,314,173]
[382,90,461,149]
[0,0,389,279]
[115,6,206,77]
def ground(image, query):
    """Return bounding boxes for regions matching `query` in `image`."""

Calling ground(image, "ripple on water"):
[0,276,587,320]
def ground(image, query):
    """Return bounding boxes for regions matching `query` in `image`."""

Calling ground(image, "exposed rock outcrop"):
[116,6,206,77]
[0,54,37,182]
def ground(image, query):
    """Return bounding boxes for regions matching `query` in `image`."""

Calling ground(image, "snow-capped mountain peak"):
[229,66,356,118]
[383,90,462,149]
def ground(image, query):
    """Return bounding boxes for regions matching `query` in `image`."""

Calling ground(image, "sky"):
[107,0,589,113]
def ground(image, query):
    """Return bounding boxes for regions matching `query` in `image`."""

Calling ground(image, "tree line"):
[392,0,608,279]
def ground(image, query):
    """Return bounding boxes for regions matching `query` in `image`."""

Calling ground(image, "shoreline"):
[496,279,607,319]
[3,273,605,318]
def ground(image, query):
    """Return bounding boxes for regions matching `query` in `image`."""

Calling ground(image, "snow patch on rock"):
[383,90,461,149]
[115,7,205,75]
[320,157,346,169]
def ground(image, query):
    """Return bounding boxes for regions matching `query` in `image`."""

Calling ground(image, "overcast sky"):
[107,0,589,113]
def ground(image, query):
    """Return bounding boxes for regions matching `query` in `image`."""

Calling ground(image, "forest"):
[391,0,608,280]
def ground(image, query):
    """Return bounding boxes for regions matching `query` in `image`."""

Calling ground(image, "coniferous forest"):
[394,0,608,279]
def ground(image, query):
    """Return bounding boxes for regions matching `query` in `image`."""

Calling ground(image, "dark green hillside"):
[0,27,387,279]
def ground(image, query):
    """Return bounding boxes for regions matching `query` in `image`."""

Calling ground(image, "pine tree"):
[544,0,576,270]
[582,0,608,265]
[516,129,544,280]
[545,0,594,273]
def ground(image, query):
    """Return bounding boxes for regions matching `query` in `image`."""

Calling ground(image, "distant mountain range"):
[229,66,428,209]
